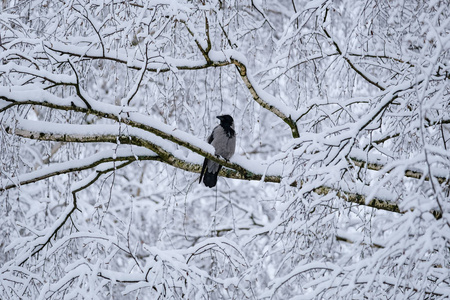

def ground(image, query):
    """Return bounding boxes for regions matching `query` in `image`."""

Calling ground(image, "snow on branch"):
[1,1,449,298]
[2,113,443,219]
[1,147,158,191]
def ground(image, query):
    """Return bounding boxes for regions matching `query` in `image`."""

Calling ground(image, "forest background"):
[0,0,449,299]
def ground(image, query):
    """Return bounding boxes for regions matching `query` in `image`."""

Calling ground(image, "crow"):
[199,115,236,188]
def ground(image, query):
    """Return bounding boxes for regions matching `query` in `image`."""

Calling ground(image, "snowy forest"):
[1,0,449,299]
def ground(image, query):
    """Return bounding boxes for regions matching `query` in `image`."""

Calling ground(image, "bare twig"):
[67,59,92,109]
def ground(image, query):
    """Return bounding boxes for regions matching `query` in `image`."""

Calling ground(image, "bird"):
[199,115,236,188]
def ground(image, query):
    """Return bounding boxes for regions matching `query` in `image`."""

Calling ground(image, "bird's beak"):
[216,115,223,121]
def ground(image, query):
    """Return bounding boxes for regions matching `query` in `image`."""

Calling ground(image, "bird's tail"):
[203,165,222,188]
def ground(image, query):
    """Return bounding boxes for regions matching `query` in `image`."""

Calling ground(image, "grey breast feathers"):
[211,125,236,160]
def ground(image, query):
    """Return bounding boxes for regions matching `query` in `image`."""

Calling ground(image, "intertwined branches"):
[0,0,449,299]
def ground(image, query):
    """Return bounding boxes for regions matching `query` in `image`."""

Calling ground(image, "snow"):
[1,0,449,299]
[2,147,156,189]
[8,115,285,185]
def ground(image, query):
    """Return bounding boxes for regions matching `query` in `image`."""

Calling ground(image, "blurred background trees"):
[1,0,449,298]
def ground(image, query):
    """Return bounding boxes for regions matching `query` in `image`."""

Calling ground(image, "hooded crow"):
[199,115,236,188]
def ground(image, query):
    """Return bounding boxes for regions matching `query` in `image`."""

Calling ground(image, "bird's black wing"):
[199,129,215,183]
[199,157,208,183]
[207,130,214,143]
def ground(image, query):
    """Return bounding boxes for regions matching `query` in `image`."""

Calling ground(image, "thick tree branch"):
[1,90,445,218]
[3,118,443,219]
[3,121,281,184]
[1,91,445,219]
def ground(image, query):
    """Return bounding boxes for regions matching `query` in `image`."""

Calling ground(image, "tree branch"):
[322,9,386,91]
[231,58,300,138]
[1,148,160,191]
[44,42,231,73]
[3,118,443,219]
[1,90,445,219]
[19,159,133,266]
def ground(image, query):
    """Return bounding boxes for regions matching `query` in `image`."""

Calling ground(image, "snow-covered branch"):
[1,0,448,299]
[2,93,446,219]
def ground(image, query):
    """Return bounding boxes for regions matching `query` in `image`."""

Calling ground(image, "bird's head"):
[217,115,234,127]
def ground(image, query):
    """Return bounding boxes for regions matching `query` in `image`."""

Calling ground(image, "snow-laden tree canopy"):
[1,0,449,299]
